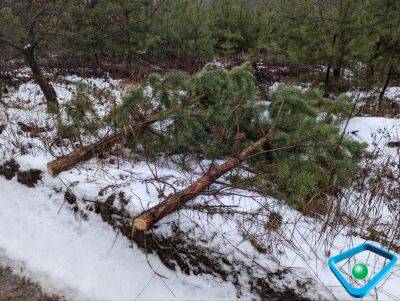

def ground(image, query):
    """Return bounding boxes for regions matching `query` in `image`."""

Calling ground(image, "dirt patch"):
[0,159,20,180]
[0,161,43,188]
[17,169,42,187]
[0,266,62,301]
[358,96,400,117]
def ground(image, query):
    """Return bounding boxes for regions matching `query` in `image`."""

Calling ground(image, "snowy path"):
[0,178,238,300]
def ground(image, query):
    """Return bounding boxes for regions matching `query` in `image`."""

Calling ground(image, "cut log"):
[133,135,268,231]
[47,131,123,176]
[47,94,205,176]
[388,141,400,148]
[47,112,161,176]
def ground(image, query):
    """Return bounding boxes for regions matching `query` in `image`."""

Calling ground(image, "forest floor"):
[1,61,400,300]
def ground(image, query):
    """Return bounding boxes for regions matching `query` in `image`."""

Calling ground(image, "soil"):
[0,160,20,180]
[16,169,42,187]
[0,160,42,188]
[0,266,62,301]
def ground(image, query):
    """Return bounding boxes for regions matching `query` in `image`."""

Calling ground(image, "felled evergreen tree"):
[264,86,366,206]
[114,63,366,208]
[114,62,267,160]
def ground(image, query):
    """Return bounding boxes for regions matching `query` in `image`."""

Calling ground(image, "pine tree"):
[114,63,366,208]
[63,0,154,62]
[152,0,214,62]
[0,1,62,112]
[260,0,362,92]
[266,86,366,206]
[350,0,400,108]
[210,0,259,55]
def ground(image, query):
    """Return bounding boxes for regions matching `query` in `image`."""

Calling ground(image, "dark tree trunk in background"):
[324,63,332,96]
[378,64,393,108]
[333,65,341,79]
[24,47,59,112]
[324,34,338,95]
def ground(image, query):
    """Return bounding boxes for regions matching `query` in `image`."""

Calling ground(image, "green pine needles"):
[114,62,268,160]
[266,86,366,207]
[113,63,366,208]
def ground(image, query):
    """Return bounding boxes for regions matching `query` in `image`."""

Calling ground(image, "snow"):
[346,86,400,103]
[385,87,400,102]
[2,73,400,300]
[345,117,400,151]
[0,177,238,301]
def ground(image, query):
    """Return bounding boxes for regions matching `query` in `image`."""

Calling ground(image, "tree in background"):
[62,0,157,63]
[260,0,361,93]
[152,0,214,63]
[350,0,400,108]
[0,0,65,112]
[210,0,259,55]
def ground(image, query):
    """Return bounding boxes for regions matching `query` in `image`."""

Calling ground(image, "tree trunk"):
[332,65,341,79]
[24,48,59,112]
[133,135,268,231]
[324,63,332,96]
[47,112,161,176]
[324,34,338,95]
[48,131,124,176]
[387,141,400,148]
[378,64,393,109]
[47,94,202,176]
[333,51,343,79]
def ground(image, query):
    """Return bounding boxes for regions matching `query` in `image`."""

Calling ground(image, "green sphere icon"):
[352,262,368,280]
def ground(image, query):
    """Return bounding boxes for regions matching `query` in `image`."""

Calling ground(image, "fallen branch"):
[47,112,161,176]
[387,141,400,148]
[133,135,269,231]
[47,93,205,176]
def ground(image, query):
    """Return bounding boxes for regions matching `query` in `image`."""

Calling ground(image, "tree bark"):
[47,93,202,176]
[48,131,124,176]
[324,63,332,96]
[133,135,268,231]
[332,65,341,79]
[378,64,393,109]
[47,112,161,176]
[387,141,400,148]
[24,47,59,112]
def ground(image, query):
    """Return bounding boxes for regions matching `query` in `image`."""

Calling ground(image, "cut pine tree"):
[47,112,161,176]
[133,135,268,231]
[47,96,202,176]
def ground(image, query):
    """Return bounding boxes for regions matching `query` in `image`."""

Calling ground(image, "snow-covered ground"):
[2,75,400,300]
[0,176,240,300]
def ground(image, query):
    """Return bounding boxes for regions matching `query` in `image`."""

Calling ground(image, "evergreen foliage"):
[152,0,214,61]
[267,86,366,206]
[2,0,399,99]
[114,64,366,207]
[115,62,267,160]
[58,83,110,141]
